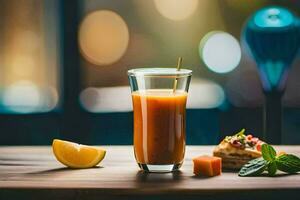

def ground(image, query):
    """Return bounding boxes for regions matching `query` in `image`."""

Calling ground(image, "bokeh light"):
[42,86,59,112]
[11,56,35,77]
[80,86,132,113]
[80,79,225,113]
[1,81,58,113]
[2,81,41,113]
[187,78,225,109]
[15,30,40,53]
[79,87,100,112]
[79,10,129,66]
[199,31,241,73]
[154,0,198,21]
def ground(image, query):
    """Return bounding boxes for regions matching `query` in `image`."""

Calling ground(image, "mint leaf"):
[239,157,267,177]
[276,154,300,173]
[261,144,276,161]
[240,144,300,177]
[267,161,277,176]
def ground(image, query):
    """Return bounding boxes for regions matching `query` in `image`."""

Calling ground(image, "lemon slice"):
[52,139,106,168]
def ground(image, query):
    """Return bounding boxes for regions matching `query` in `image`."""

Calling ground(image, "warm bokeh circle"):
[79,10,129,66]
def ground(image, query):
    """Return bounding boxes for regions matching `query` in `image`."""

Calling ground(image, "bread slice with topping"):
[213,129,264,170]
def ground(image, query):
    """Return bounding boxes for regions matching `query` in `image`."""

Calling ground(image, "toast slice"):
[213,129,263,170]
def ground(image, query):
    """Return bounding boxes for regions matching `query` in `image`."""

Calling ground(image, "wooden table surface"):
[0,145,300,200]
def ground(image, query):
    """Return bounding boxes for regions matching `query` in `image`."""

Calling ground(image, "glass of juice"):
[128,68,192,172]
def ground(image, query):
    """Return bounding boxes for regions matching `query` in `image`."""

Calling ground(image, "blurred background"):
[0,0,300,145]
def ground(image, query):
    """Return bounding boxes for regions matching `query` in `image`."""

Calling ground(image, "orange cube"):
[192,156,222,177]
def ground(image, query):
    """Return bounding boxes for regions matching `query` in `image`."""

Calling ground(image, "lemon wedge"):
[52,139,106,168]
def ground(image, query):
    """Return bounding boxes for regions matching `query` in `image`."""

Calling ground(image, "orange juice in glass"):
[128,68,192,172]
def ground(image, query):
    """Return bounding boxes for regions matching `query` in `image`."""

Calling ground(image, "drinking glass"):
[128,68,192,172]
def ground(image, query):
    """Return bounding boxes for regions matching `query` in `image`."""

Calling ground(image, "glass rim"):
[127,68,192,77]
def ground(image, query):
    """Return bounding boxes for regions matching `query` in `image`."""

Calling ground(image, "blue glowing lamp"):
[242,7,300,144]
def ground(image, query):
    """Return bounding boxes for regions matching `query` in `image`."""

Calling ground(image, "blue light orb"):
[242,6,300,91]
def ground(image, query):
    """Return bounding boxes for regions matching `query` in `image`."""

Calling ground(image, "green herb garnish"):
[224,129,259,149]
[239,157,267,177]
[239,144,300,177]
[261,143,276,162]
[276,154,300,173]
[224,129,245,143]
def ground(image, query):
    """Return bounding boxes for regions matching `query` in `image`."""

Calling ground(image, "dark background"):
[0,0,300,145]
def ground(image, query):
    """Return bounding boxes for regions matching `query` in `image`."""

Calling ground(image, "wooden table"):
[0,146,299,200]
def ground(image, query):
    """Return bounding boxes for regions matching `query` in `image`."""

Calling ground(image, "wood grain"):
[0,146,299,199]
